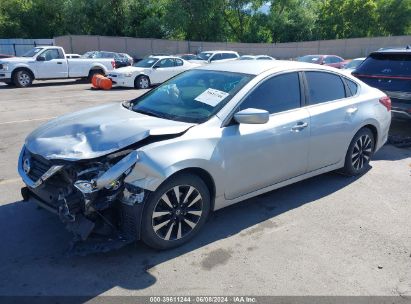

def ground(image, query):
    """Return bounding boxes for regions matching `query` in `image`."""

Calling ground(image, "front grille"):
[27,152,52,181]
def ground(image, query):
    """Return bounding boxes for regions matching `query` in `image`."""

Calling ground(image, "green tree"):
[164,0,227,41]
[268,0,318,42]
[317,0,379,39]
[376,0,411,36]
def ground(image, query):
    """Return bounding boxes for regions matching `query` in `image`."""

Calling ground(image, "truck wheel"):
[13,70,33,88]
[88,69,104,83]
[134,75,150,89]
[141,174,211,249]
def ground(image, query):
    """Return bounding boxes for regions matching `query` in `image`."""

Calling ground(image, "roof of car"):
[150,55,181,60]
[196,60,339,75]
[373,47,411,54]
[201,50,239,54]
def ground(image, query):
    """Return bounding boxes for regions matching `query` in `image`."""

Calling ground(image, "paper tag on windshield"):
[194,88,229,107]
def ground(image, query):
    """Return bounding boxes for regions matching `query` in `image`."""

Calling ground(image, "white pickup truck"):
[0,46,116,87]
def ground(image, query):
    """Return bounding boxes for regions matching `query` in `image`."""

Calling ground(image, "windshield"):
[298,55,321,63]
[22,47,43,57]
[344,59,364,69]
[133,58,158,68]
[130,69,253,123]
[196,52,213,60]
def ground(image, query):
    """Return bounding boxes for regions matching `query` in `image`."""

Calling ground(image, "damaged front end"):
[18,146,149,256]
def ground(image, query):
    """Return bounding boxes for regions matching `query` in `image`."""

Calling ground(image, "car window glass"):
[157,58,174,68]
[239,72,301,114]
[210,54,222,61]
[42,49,61,61]
[222,53,237,59]
[305,71,346,104]
[346,79,358,95]
[324,57,332,64]
[175,59,183,66]
[355,53,411,76]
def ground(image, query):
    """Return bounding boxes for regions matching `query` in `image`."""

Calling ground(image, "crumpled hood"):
[25,103,194,161]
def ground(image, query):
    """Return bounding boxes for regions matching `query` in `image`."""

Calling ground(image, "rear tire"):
[341,128,375,176]
[13,69,33,88]
[134,75,150,89]
[141,174,210,249]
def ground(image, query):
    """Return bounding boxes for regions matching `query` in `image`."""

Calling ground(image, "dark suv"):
[353,48,411,119]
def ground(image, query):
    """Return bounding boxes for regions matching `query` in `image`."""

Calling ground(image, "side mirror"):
[37,55,46,61]
[234,108,269,124]
[153,65,160,69]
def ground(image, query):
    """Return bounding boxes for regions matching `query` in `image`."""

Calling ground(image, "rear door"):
[152,58,176,83]
[35,49,68,79]
[221,72,310,199]
[303,71,357,171]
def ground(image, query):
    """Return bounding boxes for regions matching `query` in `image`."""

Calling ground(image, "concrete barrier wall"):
[54,35,411,59]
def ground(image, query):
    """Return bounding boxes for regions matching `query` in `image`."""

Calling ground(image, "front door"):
[221,72,310,200]
[35,49,68,79]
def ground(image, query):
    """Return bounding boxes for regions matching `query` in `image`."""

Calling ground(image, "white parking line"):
[0,117,55,125]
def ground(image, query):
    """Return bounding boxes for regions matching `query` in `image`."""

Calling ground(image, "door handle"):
[346,107,358,115]
[57,62,63,64]
[291,121,308,132]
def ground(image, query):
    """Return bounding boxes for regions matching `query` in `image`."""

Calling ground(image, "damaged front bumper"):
[18,146,150,255]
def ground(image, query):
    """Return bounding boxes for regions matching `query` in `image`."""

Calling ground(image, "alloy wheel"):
[351,134,372,170]
[139,77,149,89]
[152,185,203,241]
[18,72,31,87]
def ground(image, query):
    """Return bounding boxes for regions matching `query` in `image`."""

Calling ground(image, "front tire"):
[13,70,33,88]
[134,75,150,89]
[141,174,211,249]
[342,128,375,176]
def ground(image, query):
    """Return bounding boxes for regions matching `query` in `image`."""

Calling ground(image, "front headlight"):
[0,63,8,71]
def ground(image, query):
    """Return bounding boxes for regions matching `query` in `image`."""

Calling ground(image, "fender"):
[89,63,108,75]
[11,63,37,78]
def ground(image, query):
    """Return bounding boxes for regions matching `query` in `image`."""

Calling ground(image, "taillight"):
[111,60,116,69]
[379,96,391,111]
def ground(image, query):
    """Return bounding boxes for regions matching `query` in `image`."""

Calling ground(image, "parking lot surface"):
[0,80,410,297]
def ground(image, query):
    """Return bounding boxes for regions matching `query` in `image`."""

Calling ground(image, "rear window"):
[305,72,346,104]
[355,53,411,76]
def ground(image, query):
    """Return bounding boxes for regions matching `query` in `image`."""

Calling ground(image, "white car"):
[239,55,275,60]
[108,56,199,89]
[342,57,366,72]
[0,46,116,87]
[66,54,81,59]
[189,50,240,64]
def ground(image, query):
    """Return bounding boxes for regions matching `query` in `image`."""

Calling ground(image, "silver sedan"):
[18,60,391,252]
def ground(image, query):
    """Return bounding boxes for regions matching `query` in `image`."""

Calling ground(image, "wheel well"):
[89,68,105,76]
[136,74,150,81]
[169,167,216,210]
[362,124,378,151]
[12,68,35,80]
